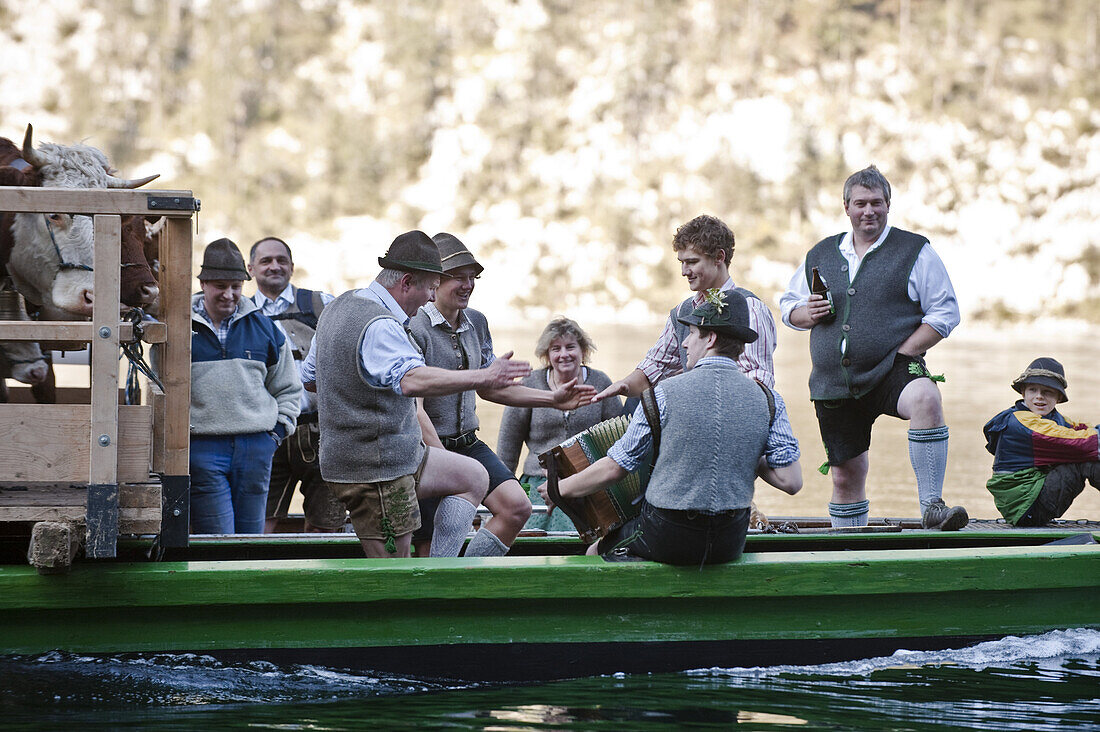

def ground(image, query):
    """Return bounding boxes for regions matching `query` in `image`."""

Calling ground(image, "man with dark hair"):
[780,165,967,530]
[249,236,346,533]
[543,290,801,565]
[597,214,777,404]
[190,238,302,534]
[307,231,567,558]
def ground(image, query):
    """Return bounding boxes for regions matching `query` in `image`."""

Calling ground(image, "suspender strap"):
[639,386,661,466]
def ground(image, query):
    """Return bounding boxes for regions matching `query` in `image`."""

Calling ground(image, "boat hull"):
[1,538,1097,680]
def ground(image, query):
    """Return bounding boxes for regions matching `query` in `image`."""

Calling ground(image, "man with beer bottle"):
[779,165,966,531]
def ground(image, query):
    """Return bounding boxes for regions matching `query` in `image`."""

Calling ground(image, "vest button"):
[842,358,851,366]
[847,287,856,296]
[842,324,850,332]
[841,264,849,272]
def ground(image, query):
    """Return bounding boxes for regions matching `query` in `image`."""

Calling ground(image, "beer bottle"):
[810,267,836,323]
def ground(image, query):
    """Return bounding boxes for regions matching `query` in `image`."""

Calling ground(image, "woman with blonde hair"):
[497,317,623,532]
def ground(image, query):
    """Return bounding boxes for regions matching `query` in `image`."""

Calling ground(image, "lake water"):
[2,629,1098,729]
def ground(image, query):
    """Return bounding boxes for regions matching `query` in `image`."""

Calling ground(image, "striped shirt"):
[608,357,800,471]
[637,277,777,388]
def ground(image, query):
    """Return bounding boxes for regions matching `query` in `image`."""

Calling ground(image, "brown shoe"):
[922,498,969,531]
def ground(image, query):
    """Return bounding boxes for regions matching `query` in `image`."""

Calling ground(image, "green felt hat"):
[377,230,443,274]
[677,288,758,343]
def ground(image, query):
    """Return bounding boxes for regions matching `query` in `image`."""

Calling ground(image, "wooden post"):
[87,214,122,558]
[158,216,192,546]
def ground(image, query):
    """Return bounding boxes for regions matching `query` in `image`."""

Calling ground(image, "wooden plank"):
[0,187,196,216]
[89,215,121,486]
[150,384,166,473]
[0,405,151,482]
[0,483,158,508]
[3,387,135,405]
[0,506,160,523]
[0,321,160,343]
[159,217,191,477]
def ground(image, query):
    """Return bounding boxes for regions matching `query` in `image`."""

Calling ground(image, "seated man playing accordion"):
[541,290,802,566]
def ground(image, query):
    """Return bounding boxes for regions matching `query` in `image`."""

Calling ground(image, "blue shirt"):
[607,357,801,471]
[301,281,425,395]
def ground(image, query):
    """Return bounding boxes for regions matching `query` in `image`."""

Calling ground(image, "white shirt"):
[778,226,960,338]
[252,284,335,412]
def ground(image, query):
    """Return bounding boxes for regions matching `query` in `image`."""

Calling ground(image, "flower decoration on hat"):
[702,288,726,312]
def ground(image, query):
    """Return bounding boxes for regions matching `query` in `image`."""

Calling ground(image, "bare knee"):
[899,381,944,427]
[491,481,532,523]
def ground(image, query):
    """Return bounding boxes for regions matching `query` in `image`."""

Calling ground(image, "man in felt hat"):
[542,290,802,566]
[779,165,967,530]
[984,357,1100,526]
[407,232,596,557]
[307,230,536,558]
[190,238,303,534]
[248,236,347,534]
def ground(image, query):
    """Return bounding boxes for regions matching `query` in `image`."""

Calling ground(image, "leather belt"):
[440,430,477,450]
[297,412,318,425]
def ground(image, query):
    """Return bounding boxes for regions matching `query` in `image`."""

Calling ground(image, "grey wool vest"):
[265,288,325,361]
[645,360,771,512]
[805,228,927,400]
[670,287,760,372]
[407,308,492,438]
[315,291,424,483]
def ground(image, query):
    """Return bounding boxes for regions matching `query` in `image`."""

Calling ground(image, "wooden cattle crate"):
[0,187,197,567]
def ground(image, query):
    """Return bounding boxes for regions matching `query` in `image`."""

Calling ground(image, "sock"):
[828,500,869,528]
[909,426,949,511]
[430,495,477,557]
[463,526,509,557]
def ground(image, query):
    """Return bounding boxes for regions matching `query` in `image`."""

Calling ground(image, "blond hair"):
[535,317,596,366]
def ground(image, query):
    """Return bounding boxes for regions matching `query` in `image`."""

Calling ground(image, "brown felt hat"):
[377,230,443,274]
[198,238,250,281]
[432,232,484,275]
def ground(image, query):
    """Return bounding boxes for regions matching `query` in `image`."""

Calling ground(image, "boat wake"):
[690,627,1100,678]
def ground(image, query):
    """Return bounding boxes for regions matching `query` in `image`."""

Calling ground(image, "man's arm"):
[267,337,303,435]
[757,456,802,495]
[478,379,597,410]
[539,455,628,505]
[416,398,445,449]
[788,294,832,329]
[595,368,651,401]
[896,323,944,357]
[400,350,531,397]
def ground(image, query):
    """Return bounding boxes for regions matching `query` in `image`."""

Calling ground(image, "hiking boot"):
[922,498,969,531]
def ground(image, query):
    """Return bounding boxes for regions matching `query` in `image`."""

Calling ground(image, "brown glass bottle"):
[810,267,836,323]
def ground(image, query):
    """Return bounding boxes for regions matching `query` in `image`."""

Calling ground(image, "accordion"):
[538,415,652,544]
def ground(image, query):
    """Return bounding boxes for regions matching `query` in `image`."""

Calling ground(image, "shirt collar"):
[691,355,740,371]
[840,225,892,256]
[364,280,411,324]
[692,276,734,305]
[423,301,470,331]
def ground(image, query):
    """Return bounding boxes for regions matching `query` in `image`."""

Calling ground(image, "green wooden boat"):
[0,519,1097,681]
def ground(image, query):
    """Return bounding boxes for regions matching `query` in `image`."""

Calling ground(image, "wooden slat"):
[0,483,159,508]
[0,506,160,523]
[0,405,151,482]
[150,383,166,473]
[0,187,196,216]
[0,321,164,343]
[159,217,191,476]
[90,215,121,486]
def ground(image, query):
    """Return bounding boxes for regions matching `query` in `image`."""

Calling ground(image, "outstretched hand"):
[536,481,555,514]
[482,351,532,389]
[550,377,598,410]
[594,379,630,402]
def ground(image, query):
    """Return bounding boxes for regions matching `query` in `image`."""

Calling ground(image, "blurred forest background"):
[1,0,1098,326]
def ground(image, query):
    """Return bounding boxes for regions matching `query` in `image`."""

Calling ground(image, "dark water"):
[1,630,1098,730]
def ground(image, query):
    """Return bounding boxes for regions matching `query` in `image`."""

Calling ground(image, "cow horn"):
[105,173,160,189]
[21,124,48,167]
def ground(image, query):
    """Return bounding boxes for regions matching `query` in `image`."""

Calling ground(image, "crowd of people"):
[187,165,1100,565]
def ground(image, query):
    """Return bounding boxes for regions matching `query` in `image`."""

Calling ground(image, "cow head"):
[7,125,160,320]
[0,340,48,384]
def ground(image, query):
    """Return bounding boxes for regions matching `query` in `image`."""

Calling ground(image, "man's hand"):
[480,351,532,389]
[550,378,598,410]
[790,294,832,328]
[536,481,555,513]
[595,379,630,402]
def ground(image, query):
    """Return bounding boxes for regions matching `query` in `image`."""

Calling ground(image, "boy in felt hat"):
[542,289,802,566]
[190,238,302,534]
[984,357,1100,526]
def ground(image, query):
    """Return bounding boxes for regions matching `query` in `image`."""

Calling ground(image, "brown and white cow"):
[0,125,160,321]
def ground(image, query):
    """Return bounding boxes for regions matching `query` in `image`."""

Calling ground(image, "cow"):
[0,124,160,321]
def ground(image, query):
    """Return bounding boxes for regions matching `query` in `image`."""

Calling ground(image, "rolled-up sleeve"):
[606,387,664,472]
[912,244,960,338]
[359,318,426,395]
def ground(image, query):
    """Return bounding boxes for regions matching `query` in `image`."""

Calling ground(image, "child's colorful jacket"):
[983,401,1099,524]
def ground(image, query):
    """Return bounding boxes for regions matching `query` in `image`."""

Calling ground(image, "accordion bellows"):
[539,415,652,543]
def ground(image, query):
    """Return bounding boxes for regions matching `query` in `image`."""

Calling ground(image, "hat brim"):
[439,252,484,275]
[198,267,250,281]
[677,317,758,343]
[377,256,443,274]
[1012,375,1068,403]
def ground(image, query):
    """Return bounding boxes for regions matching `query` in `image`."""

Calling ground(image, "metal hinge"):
[147,196,201,212]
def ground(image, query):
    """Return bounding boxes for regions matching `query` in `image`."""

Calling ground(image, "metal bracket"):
[147,196,201,212]
[86,483,119,559]
[159,474,190,548]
